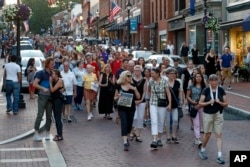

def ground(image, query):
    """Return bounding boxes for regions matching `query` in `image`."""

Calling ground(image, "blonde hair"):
[117,70,131,85]
[134,65,142,71]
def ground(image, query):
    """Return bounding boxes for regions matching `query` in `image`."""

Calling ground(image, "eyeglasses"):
[127,75,132,78]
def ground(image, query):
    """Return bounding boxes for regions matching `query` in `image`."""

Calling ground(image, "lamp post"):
[203,0,207,62]
[79,16,83,39]
[126,0,132,49]
[96,9,99,40]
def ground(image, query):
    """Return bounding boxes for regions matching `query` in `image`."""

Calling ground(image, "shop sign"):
[130,18,138,33]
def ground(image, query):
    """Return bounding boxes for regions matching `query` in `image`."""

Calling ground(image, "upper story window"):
[175,0,186,12]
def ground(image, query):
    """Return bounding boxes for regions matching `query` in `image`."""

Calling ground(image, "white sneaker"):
[45,133,50,140]
[90,112,93,118]
[194,139,202,145]
[227,86,232,90]
[87,115,91,121]
[33,134,42,141]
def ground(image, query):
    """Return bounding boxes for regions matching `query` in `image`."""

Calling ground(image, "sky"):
[6,0,17,5]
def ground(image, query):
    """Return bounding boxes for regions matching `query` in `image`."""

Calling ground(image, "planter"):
[3,4,32,22]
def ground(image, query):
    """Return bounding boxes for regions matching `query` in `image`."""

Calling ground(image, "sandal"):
[172,137,179,144]
[53,135,63,141]
[129,133,136,141]
[135,136,142,142]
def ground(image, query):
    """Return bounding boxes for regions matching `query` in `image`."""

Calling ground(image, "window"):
[152,2,154,22]
[160,35,167,51]
[175,0,186,12]
[160,0,162,20]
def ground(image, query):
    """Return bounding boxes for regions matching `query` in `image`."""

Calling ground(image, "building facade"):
[221,0,250,65]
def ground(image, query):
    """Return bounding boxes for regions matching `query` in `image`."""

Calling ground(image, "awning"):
[106,23,123,32]
[144,22,158,29]
[242,16,250,32]
[220,19,243,29]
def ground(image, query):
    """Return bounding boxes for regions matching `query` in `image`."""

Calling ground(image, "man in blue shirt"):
[33,57,54,141]
[220,46,234,90]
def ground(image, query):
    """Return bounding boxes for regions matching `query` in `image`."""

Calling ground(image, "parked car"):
[83,37,102,45]
[11,44,33,57]
[145,54,187,70]
[20,50,45,89]
[131,50,157,61]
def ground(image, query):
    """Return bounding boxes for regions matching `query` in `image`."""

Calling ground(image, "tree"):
[21,0,82,34]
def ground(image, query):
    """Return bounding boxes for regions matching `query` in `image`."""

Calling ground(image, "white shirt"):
[4,62,21,82]
[246,52,250,64]
[60,70,77,95]
[167,44,175,55]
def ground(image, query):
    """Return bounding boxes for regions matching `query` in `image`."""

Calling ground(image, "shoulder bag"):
[154,86,167,107]
[169,87,183,118]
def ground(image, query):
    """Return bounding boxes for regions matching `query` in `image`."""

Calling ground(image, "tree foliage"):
[21,0,82,34]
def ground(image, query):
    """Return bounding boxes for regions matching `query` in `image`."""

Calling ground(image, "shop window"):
[160,35,167,52]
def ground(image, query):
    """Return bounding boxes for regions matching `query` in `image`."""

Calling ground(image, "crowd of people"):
[3,35,233,165]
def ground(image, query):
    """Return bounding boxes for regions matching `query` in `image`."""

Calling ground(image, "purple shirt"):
[101,52,109,64]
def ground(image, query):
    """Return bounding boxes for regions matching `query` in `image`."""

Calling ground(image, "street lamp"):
[79,15,83,39]
[126,0,132,49]
[96,9,99,40]
[203,0,208,62]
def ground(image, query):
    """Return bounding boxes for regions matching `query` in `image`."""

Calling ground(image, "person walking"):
[191,44,200,66]
[33,57,54,141]
[130,65,147,142]
[180,42,189,64]
[49,69,64,141]
[4,55,21,115]
[98,64,115,119]
[220,46,234,90]
[205,48,217,77]
[198,74,228,164]
[148,68,172,149]
[114,70,140,151]
[83,64,98,121]
[25,58,37,99]
[187,73,206,146]
[73,60,86,111]
[165,68,182,144]
[60,61,77,122]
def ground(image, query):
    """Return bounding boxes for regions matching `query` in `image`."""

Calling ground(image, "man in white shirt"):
[4,55,21,114]
[61,61,77,122]
[167,41,175,55]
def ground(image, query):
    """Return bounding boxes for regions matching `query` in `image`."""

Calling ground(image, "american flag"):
[87,11,93,25]
[109,2,121,22]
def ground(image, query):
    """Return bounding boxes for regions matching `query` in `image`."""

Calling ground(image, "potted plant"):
[3,4,32,22]
[202,16,220,34]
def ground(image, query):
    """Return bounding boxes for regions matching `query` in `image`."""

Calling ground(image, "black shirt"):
[116,84,136,112]
[132,78,146,103]
[202,86,226,114]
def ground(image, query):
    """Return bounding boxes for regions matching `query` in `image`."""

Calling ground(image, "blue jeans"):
[5,80,20,113]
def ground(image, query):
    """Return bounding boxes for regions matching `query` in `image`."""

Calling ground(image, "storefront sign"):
[130,18,138,33]
[168,19,185,31]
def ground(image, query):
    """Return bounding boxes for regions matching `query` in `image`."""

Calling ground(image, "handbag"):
[190,105,198,118]
[169,87,183,118]
[154,86,167,107]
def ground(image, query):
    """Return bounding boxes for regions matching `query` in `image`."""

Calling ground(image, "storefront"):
[221,19,250,65]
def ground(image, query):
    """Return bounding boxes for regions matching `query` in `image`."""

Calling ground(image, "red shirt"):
[84,61,99,78]
[111,59,122,75]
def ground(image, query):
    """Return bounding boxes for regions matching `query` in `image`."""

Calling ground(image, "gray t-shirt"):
[188,85,202,106]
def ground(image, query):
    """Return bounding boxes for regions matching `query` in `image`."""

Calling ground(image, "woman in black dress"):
[98,64,115,119]
[205,48,217,77]
[191,44,200,66]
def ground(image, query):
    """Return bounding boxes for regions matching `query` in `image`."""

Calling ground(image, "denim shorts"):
[64,95,73,104]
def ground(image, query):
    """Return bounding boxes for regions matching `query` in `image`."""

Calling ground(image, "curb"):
[224,105,250,120]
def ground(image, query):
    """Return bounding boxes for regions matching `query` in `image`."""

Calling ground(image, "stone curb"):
[224,105,250,120]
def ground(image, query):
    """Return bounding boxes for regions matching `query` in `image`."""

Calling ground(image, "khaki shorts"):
[203,112,224,134]
[222,67,232,79]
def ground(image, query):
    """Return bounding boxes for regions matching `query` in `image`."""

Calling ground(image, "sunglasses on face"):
[127,75,132,78]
